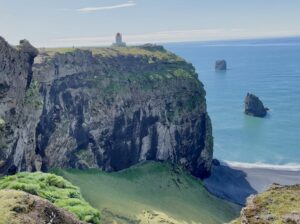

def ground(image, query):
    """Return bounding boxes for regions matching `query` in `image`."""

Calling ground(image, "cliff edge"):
[231,184,300,224]
[0,38,213,179]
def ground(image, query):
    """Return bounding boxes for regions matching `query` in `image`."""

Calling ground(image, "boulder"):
[215,60,227,71]
[244,93,268,118]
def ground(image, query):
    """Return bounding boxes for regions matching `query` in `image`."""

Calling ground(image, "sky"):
[1,0,300,47]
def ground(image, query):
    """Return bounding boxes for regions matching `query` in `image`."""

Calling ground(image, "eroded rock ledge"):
[0,38,213,179]
[231,184,300,224]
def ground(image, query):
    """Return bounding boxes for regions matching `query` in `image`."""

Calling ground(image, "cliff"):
[0,37,39,175]
[0,37,213,179]
[231,184,300,224]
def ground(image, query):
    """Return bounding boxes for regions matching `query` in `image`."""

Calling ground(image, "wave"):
[221,160,300,171]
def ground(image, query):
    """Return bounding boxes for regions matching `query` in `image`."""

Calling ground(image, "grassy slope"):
[232,184,300,224]
[41,46,183,62]
[55,162,240,224]
[0,190,25,224]
[0,172,100,223]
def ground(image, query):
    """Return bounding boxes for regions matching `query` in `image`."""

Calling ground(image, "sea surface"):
[165,37,300,166]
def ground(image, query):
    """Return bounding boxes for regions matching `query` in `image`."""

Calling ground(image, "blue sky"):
[1,0,300,47]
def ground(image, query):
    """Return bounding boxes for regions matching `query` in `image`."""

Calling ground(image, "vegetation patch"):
[0,118,5,130]
[55,162,240,224]
[25,80,43,109]
[42,46,183,62]
[0,172,100,224]
[231,184,300,224]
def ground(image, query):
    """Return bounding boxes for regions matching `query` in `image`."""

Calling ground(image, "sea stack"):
[244,93,268,118]
[215,60,227,71]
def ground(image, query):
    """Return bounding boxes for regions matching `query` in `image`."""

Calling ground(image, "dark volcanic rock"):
[18,39,39,59]
[0,37,39,175]
[0,37,214,179]
[244,93,268,118]
[215,60,227,71]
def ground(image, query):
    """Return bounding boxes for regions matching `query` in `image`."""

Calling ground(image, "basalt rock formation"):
[0,37,39,175]
[244,93,268,118]
[231,184,300,224]
[0,37,213,179]
[215,60,227,71]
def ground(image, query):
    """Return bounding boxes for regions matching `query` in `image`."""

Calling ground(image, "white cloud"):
[37,29,300,47]
[77,2,136,13]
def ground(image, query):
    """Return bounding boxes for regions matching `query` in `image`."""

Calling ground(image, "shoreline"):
[223,160,300,171]
[204,159,300,205]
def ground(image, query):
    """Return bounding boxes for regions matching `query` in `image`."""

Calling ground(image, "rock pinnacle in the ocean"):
[244,93,268,118]
[215,60,227,71]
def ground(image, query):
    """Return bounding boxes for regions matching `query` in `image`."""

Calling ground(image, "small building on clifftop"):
[112,33,126,47]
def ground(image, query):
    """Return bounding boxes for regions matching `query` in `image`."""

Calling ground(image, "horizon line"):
[34,35,300,49]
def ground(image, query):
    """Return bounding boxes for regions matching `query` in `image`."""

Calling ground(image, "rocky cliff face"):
[231,184,300,224]
[0,38,213,179]
[0,37,39,175]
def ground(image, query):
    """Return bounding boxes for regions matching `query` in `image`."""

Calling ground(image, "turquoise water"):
[166,39,300,165]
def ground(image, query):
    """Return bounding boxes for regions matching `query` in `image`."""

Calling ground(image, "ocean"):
[165,37,300,167]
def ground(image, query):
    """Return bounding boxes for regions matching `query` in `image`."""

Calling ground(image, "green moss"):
[25,80,43,109]
[40,47,77,56]
[174,68,195,79]
[0,172,100,224]
[0,118,5,131]
[42,45,183,62]
[231,184,300,224]
[54,162,240,224]
[90,46,183,62]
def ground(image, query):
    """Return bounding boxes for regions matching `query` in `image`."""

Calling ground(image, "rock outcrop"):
[0,37,213,179]
[0,37,39,175]
[231,184,300,224]
[244,93,268,118]
[0,189,85,224]
[215,60,227,71]
[0,172,100,223]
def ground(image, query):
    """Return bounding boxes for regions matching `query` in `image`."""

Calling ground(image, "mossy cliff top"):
[232,184,300,224]
[40,44,184,62]
[35,44,199,83]
[0,172,100,224]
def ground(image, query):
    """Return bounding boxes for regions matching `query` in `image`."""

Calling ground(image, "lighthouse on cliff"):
[112,33,126,47]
